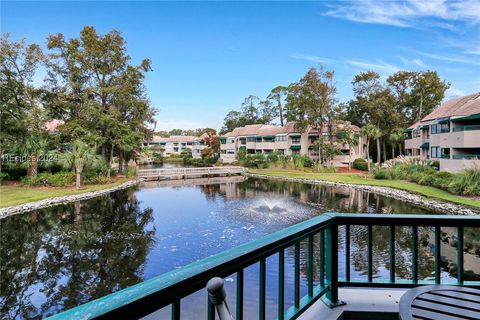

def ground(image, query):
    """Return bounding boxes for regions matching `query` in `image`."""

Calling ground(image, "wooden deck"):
[138,166,245,181]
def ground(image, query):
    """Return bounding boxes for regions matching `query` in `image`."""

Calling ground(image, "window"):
[292,150,300,155]
[431,123,450,134]
[227,149,235,154]
[276,135,287,142]
[239,138,246,145]
[247,136,256,142]
[227,138,235,144]
[291,137,301,144]
[413,130,421,138]
[441,148,450,159]
[431,146,440,158]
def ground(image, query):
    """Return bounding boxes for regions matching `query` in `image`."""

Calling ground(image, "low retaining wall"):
[0,180,139,218]
[246,173,479,215]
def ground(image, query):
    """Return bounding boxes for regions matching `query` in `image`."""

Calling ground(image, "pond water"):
[1,177,479,319]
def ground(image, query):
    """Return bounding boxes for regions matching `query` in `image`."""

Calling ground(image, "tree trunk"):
[398,144,403,156]
[76,172,81,189]
[118,151,125,174]
[27,154,38,176]
[376,138,381,164]
[348,148,352,172]
[366,141,371,171]
[279,105,284,127]
[382,139,387,162]
[108,143,114,177]
[391,145,395,159]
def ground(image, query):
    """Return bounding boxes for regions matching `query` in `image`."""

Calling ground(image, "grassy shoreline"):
[0,178,133,208]
[249,169,480,210]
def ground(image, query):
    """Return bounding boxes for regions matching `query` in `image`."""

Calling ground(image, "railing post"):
[322,222,346,308]
[207,278,234,320]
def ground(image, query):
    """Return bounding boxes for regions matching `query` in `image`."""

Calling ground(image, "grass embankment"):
[0,178,132,208]
[250,169,480,210]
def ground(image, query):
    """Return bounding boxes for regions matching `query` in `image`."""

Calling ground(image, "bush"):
[312,165,337,173]
[22,171,112,187]
[0,171,10,181]
[353,158,368,171]
[125,167,138,178]
[374,168,390,180]
[448,168,480,196]
[1,166,27,180]
[22,172,76,186]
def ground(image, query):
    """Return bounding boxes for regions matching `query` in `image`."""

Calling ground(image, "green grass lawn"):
[250,169,480,210]
[0,178,132,208]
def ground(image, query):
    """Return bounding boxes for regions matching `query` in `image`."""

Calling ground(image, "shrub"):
[353,158,368,171]
[125,167,138,178]
[1,166,27,180]
[448,168,480,196]
[22,172,76,186]
[0,172,10,181]
[374,168,390,180]
[243,153,268,169]
[22,171,113,187]
[312,165,337,173]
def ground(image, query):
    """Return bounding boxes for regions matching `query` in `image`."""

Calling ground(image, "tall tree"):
[220,95,274,133]
[266,85,288,126]
[349,71,396,163]
[286,67,337,165]
[389,128,405,158]
[361,124,381,171]
[0,33,49,175]
[387,71,449,126]
[45,26,156,165]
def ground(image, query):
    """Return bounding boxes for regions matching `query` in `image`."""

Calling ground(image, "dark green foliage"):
[374,163,480,196]
[22,171,111,187]
[448,169,480,196]
[353,158,368,171]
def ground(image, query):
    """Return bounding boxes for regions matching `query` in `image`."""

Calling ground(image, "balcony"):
[50,213,480,320]
[452,125,480,132]
[452,154,480,160]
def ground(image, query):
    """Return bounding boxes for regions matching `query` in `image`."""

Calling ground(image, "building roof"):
[421,92,480,121]
[45,119,64,132]
[221,121,360,137]
[150,135,199,143]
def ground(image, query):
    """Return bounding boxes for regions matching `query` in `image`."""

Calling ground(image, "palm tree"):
[389,128,405,159]
[340,126,359,172]
[22,136,49,176]
[61,140,99,189]
[361,124,381,171]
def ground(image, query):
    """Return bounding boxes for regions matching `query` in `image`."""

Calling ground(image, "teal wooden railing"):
[48,213,480,320]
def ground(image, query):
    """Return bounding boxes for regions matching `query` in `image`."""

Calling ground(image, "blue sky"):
[2,1,479,130]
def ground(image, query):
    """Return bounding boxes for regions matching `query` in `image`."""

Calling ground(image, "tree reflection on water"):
[0,189,155,319]
[0,178,478,319]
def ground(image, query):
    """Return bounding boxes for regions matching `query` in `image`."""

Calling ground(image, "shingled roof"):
[221,121,360,137]
[421,92,480,121]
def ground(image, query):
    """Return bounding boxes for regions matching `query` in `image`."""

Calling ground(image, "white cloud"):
[400,57,426,67]
[464,46,480,55]
[290,54,332,64]
[346,59,400,73]
[446,88,466,98]
[323,0,480,29]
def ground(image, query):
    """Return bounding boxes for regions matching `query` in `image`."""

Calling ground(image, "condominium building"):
[220,122,364,166]
[143,133,208,158]
[404,92,480,172]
